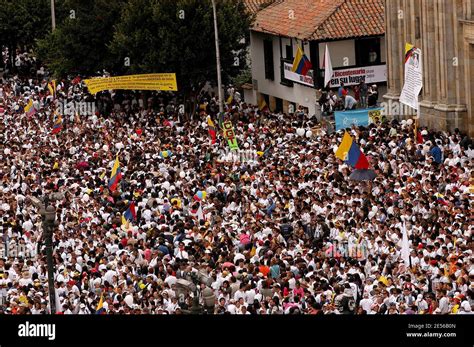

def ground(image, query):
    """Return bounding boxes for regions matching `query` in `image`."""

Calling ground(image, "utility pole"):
[211,0,224,114]
[51,0,56,31]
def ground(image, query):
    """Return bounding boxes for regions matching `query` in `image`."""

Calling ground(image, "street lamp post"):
[189,273,203,314]
[50,0,56,31]
[30,192,63,314]
[211,0,224,114]
[40,205,58,314]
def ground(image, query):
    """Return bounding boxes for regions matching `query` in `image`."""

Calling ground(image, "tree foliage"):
[0,0,54,46]
[111,0,253,92]
[0,0,66,68]
[36,0,127,77]
[3,0,254,92]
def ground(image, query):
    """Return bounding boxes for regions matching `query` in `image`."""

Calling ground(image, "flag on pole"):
[434,192,449,206]
[207,117,217,144]
[96,293,105,314]
[196,204,205,221]
[108,156,122,192]
[335,132,369,169]
[24,99,37,116]
[401,221,410,268]
[121,215,129,229]
[414,120,423,144]
[51,115,63,135]
[190,202,205,221]
[335,132,353,160]
[404,43,417,63]
[258,97,269,112]
[292,46,312,76]
[47,80,57,99]
[123,201,136,221]
[323,44,334,87]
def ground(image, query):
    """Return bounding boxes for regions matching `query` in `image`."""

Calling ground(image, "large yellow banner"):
[84,73,178,94]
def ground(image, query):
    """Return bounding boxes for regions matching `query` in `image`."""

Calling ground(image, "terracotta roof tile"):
[312,0,385,40]
[252,0,385,40]
[243,0,276,14]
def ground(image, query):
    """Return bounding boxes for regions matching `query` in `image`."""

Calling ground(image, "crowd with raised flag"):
[0,68,473,316]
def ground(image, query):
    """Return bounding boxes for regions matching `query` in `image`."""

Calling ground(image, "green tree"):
[36,0,126,77]
[111,0,253,95]
[0,0,64,69]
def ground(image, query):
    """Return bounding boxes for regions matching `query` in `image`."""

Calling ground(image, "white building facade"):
[247,0,386,118]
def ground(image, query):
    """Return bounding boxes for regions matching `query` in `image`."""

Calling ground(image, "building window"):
[355,37,382,66]
[285,45,293,60]
[280,59,294,87]
[263,39,274,80]
[415,16,421,39]
[275,97,283,113]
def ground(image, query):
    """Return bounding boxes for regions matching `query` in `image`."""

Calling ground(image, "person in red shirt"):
[293,281,304,299]
[259,264,270,278]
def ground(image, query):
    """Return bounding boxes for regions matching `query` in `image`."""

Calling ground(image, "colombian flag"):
[96,293,105,314]
[108,156,122,192]
[292,46,312,76]
[123,201,136,221]
[48,80,56,99]
[335,132,369,169]
[414,122,423,144]
[404,43,416,63]
[258,97,269,112]
[434,193,449,206]
[51,115,63,135]
[335,132,353,160]
[208,117,217,144]
[24,99,37,116]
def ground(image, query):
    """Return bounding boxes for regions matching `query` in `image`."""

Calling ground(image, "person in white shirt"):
[174,242,189,260]
[234,284,245,302]
[437,289,450,314]
[244,286,256,305]
[359,292,373,313]
[343,95,357,110]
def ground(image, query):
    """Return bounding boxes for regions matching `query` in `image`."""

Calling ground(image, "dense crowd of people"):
[318,81,380,116]
[0,67,473,315]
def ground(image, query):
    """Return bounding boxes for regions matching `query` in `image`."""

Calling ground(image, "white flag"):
[197,204,205,221]
[55,289,63,313]
[323,44,334,87]
[401,221,410,268]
